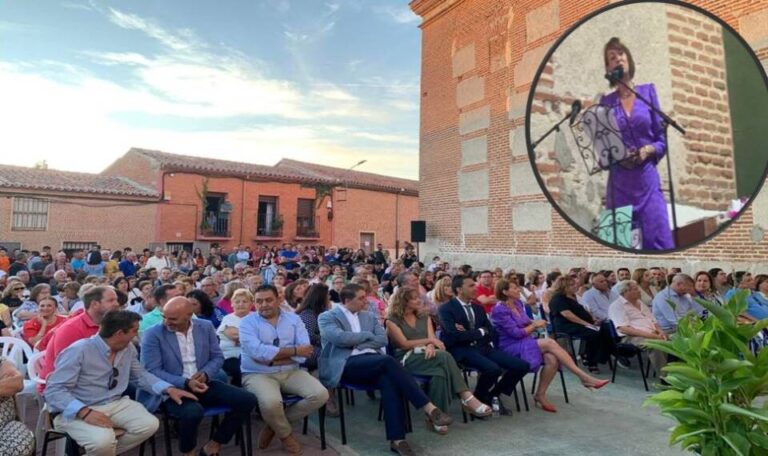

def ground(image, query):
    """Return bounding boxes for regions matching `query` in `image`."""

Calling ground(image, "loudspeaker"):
[410,221,426,243]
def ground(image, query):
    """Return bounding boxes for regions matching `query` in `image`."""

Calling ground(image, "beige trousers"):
[53,396,159,456]
[243,369,328,439]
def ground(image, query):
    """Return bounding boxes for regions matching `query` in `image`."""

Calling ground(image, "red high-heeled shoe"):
[533,398,557,413]
[583,379,610,390]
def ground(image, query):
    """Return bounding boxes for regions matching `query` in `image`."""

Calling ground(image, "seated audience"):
[319,284,453,455]
[329,275,345,304]
[439,275,530,411]
[631,268,657,307]
[0,356,35,456]
[127,280,154,315]
[694,271,724,305]
[284,278,309,312]
[387,287,491,430]
[141,297,257,456]
[45,310,193,456]
[491,279,608,413]
[12,283,65,326]
[652,274,706,334]
[1,280,25,314]
[217,288,254,386]
[137,284,180,337]
[580,274,619,323]
[217,280,245,314]
[548,276,613,373]
[58,281,82,313]
[22,295,66,348]
[747,274,768,320]
[609,280,669,376]
[240,285,328,454]
[38,286,121,389]
[186,289,225,328]
[724,271,755,301]
[473,270,496,314]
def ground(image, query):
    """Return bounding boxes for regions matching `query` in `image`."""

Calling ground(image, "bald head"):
[162,296,193,332]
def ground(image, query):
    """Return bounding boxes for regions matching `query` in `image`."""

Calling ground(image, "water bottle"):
[492,397,500,418]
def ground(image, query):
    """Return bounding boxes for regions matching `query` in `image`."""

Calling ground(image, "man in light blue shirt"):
[582,274,619,322]
[45,310,193,456]
[652,274,705,333]
[240,284,328,455]
[724,271,754,302]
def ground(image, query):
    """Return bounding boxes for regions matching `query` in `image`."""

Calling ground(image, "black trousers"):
[340,354,430,441]
[164,380,257,453]
[449,345,530,404]
[561,323,614,366]
[222,357,242,387]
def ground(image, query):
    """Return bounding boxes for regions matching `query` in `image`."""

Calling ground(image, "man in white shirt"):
[145,248,171,272]
[609,280,668,376]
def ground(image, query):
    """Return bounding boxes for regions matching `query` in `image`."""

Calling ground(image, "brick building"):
[1,149,418,255]
[0,164,158,254]
[410,0,768,271]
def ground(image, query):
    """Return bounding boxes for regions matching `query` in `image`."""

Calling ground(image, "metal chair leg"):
[611,356,618,383]
[638,352,649,392]
[531,371,538,395]
[519,379,529,412]
[338,388,347,445]
[560,370,569,404]
[319,404,327,451]
[162,414,173,456]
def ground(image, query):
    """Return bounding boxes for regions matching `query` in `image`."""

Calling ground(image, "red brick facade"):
[411,0,768,271]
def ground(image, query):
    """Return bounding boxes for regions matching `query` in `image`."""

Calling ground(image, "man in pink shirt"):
[38,285,120,392]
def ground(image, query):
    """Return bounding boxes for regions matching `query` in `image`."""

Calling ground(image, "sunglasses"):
[13,287,25,292]
[272,337,280,347]
[108,367,119,390]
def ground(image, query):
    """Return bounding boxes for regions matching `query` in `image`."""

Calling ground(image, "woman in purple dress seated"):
[600,37,674,250]
[491,279,608,413]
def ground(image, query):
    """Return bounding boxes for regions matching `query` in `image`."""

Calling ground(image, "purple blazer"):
[490,300,542,372]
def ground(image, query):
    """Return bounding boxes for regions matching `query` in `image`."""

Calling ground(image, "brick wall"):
[667,5,736,209]
[0,194,156,252]
[412,0,768,271]
[331,187,419,251]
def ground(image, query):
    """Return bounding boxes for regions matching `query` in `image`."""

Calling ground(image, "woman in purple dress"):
[600,37,674,250]
[491,279,608,413]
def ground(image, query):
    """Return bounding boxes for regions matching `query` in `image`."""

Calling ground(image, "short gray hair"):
[672,273,694,286]
[616,279,638,296]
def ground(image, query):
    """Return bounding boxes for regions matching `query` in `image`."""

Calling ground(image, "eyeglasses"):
[13,287,25,292]
[108,367,119,390]
[272,337,280,347]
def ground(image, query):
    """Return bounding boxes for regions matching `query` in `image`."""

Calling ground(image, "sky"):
[0,0,422,179]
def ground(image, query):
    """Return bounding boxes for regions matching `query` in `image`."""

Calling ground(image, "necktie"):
[464,304,475,330]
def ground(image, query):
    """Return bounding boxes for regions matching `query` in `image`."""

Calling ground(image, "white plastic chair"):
[0,337,36,427]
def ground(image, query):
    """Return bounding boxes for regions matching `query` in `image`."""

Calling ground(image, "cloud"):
[60,1,94,12]
[0,6,420,180]
[376,5,420,24]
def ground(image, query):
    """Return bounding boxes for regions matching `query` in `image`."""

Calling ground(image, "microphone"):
[604,65,624,83]
[568,100,582,125]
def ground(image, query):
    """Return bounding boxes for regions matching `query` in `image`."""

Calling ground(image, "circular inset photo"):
[525,0,768,253]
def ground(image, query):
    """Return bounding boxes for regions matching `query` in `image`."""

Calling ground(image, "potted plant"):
[644,290,768,455]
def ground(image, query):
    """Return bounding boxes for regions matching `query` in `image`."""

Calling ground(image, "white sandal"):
[461,395,492,417]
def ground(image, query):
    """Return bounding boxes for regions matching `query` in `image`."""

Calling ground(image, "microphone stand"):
[531,109,576,150]
[611,77,685,248]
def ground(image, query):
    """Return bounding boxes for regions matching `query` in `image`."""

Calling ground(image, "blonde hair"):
[387,287,420,321]
[431,276,453,304]
[231,288,254,303]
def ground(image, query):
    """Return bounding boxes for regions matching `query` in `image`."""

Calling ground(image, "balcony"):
[199,211,231,238]
[257,213,283,238]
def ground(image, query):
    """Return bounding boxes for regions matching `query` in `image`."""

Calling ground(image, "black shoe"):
[498,402,513,416]
[616,357,631,369]
[390,440,416,456]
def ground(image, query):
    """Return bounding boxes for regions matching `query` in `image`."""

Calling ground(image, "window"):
[257,196,281,236]
[62,241,97,258]
[12,197,49,231]
[166,243,193,254]
[296,198,317,237]
[201,194,230,237]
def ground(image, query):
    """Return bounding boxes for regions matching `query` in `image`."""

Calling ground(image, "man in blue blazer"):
[318,283,452,456]
[141,297,257,456]
[439,275,529,413]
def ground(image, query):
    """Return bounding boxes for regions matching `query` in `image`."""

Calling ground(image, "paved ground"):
[30,362,685,455]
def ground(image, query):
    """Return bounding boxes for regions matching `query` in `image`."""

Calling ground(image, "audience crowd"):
[0,241,766,455]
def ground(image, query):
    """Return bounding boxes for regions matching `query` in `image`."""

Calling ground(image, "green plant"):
[302,182,334,208]
[644,290,768,456]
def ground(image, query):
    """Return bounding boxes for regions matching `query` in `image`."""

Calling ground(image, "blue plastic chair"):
[606,320,649,391]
